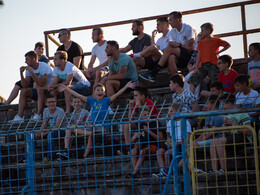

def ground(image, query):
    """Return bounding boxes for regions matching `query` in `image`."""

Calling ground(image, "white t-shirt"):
[156,31,170,51]
[53,62,90,87]
[91,41,108,66]
[168,23,196,47]
[166,120,192,142]
[235,89,260,108]
[248,60,260,86]
[184,71,200,99]
[25,62,53,87]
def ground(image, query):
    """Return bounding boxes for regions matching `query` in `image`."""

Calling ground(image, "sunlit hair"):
[55,51,68,61]
[219,54,233,68]
[170,74,185,88]
[25,51,38,60]
[93,27,104,38]
[169,11,182,19]
[107,40,119,50]
[133,19,144,28]
[93,83,106,91]
[59,28,71,39]
[200,22,214,34]
[34,42,44,50]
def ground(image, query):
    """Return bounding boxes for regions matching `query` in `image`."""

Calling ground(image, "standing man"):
[57,28,85,70]
[120,20,151,70]
[48,51,90,114]
[9,51,53,123]
[84,27,109,83]
[142,11,196,82]
[101,41,138,98]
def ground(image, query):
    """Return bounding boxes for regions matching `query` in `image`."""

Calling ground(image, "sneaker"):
[139,72,155,83]
[193,168,205,174]
[152,168,168,179]
[9,115,24,124]
[117,146,130,156]
[56,151,69,159]
[31,114,41,121]
[108,106,114,115]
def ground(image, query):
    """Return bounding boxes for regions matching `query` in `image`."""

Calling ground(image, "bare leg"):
[165,148,172,167]
[133,148,148,175]
[94,69,106,84]
[133,57,146,71]
[5,85,21,104]
[215,137,227,171]
[210,139,219,170]
[64,129,73,149]
[83,134,93,158]
[17,88,32,117]
[106,80,120,109]
[64,90,72,114]
[156,148,166,168]
[158,46,180,67]
[36,88,46,115]
[167,55,178,75]
[131,146,139,170]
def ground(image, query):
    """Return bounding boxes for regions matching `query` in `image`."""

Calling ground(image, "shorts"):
[30,88,38,101]
[177,47,193,69]
[16,78,34,88]
[72,83,89,96]
[144,144,158,154]
[86,126,109,134]
[189,62,220,87]
[119,79,132,90]
[144,56,158,70]
[197,139,212,151]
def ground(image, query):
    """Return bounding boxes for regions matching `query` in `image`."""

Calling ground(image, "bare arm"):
[87,55,97,69]
[215,42,231,55]
[58,84,87,103]
[73,56,82,69]
[20,66,31,88]
[119,44,132,53]
[26,66,48,87]
[110,81,136,102]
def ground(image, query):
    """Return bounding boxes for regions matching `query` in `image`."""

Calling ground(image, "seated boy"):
[234,74,260,125]
[119,85,160,155]
[248,42,260,91]
[152,103,192,179]
[125,107,163,179]
[34,93,68,161]
[58,81,136,156]
[210,93,252,172]
[57,96,90,160]
[217,55,238,93]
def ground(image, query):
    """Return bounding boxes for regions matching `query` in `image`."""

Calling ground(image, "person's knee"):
[20,88,31,97]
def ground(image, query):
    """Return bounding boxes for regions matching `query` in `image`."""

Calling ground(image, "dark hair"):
[45,92,56,101]
[133,20,144,27]
[157,17,168,23]
[200,22,214,34]
[107,40,119,50]
[59,28,71,39]
[170,74,184,88]
[134,86,149,98]
[219,54,233,68]
[54,50,68,61]
[210,81,224,92]
[208,95,220,108]
[93,83,105,91]
[170,102,181,113]
[169,11,182,19]
[249,42,260,54]
[220,93,236,104]
[25,51,38,60]
[234,74,249,86]
[34,42,44,50]
[71,95,82,101]
[93,27,104,38]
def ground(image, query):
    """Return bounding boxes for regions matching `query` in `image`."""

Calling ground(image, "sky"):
[0,0,259,103]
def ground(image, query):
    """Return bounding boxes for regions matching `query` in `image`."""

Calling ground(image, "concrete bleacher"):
[0,57,259,194]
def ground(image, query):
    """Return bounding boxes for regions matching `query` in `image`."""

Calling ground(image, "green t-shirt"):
[109,53,138,82]
[227,113,252,143]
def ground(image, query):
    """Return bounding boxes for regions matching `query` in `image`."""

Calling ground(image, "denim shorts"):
[72,83,89,96]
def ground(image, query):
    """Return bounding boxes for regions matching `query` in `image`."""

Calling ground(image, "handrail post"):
[26,133,35,195]
[44,33,50,58]
[241,4,248,58]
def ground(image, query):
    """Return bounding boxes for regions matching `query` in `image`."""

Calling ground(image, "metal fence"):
[0,103,259,194]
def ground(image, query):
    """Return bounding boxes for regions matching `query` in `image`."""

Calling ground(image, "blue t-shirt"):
[86,97,111,128]
[109,53,138,82]
[205,115,224,138]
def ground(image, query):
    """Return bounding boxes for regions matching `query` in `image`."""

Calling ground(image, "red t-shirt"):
[218,69,238,93]
[197,37,227,65]
[133,99,160,118]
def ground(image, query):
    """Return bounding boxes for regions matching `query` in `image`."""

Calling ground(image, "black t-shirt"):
[129,34,151,53]
[139,120,158,147]
[57,41,85,70]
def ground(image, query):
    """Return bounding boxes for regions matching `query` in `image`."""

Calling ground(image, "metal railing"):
[44,0,260,60]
